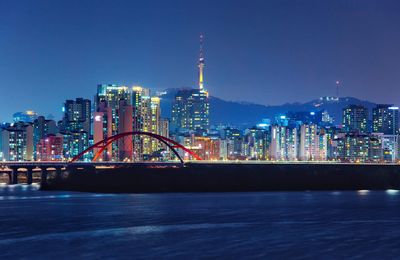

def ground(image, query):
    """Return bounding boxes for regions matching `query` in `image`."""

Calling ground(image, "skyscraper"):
[342,105,368,134]
[118,99,133,161]
[0,122,33,161]
[96,84,131,135]
[299,124,318,161]
[96,84,131,160]
[93,100,113,161]
[63,98,91,134]
[372,104,399,135]
[172,34,210,134]
[33,116,58,160]
[60,98,91,159]
[150,97,161,152]
[171,89,194,132]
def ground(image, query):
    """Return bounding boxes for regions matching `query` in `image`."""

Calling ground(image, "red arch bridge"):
[70,131,202,163]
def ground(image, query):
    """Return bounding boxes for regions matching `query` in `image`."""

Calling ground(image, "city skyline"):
[2,0,400,121]
[2,2,400,258]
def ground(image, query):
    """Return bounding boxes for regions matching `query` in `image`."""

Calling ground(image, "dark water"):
[1,185,400,259]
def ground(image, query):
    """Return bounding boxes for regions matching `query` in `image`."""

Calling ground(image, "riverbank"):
[43,163,400,193]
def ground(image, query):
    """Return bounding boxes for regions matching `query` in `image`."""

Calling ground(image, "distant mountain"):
[159,88,377,128]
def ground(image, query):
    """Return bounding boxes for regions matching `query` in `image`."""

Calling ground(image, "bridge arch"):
[70,131,202,163]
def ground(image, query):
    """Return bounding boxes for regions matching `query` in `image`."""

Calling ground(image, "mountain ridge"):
[159,88,377,128]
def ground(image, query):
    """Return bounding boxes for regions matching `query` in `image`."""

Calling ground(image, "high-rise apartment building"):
[372,104,399,135]
[61,98,91,159]
[96,84,131,135]
[33,116,58,160]
[0,122,33,161]
[270,126,297,161]
[299,124,318,161]
[117,99,133,161]
[336,133,381,162]
[95,84,131,160]
[342,105,368,134]
[36,134,64,161]
[131,87,162,158]
[93,101,113,161]
[63,98,91,134]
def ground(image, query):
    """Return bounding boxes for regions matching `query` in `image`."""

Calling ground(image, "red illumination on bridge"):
[70,131,202,163]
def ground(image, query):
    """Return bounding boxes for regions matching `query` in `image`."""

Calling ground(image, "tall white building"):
[299,124,318,161]
[0,123,33,161]
[270,126,297,161]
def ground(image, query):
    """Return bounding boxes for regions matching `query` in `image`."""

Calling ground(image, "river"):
[1,184,400,259]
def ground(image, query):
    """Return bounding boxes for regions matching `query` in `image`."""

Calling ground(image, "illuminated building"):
[220,127,243,159]
[159,118,169,139]
[13,111,38,123]
[93,101,113,161]
[117,99,133,161]
[33,116,58,160]
[96,84,131,160]
[286,127,298,161]
[131,87,163,159]
[372,133,398,162]
[323,126,342,160]
[329,133,346,160]
[269,126,297,161]
[0,122,33,161]
[190,136,220,160]
[336,133,381,162]
[171,35,209,134]
[286,111,320,125]
[381,135,399,162]
[274,115,289,126]
[60,98,91,159]
[270,126,286,160]
[369,136,383,162]
[150,97,161,153]
[158,118,170,159]
[372,104,399,135]
[219,139,229,160]
[63,98,91,134]
[171,89,193,132]
[180,135,220,160]
[316,132,328,161]
[131,86,148,159]
[132,86,150,132]
[342,105,368,134]
[321,110,333,124]
[244,127,270,160]
[61,131,89,161]
[299,124,319,161]
[172,88,210,134]
[96,84,131,135]
[36,134,63,161]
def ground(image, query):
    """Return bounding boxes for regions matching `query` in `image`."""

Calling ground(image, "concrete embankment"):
[42,162,400,193]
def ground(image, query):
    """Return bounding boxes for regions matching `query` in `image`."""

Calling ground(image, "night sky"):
[1,0,400,121]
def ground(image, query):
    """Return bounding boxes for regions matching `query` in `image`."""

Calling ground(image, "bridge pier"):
[7,171,12,185]
[0,163,67,185]
[56,167,62,179]
[26,168,33,185]
[40,168,48,186]
[10,167,18,185]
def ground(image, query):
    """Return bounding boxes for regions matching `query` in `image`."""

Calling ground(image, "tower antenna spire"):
[198,33,205,90]
[336,80,340,100]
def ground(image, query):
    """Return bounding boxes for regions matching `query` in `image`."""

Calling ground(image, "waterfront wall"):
[44,163,400,193]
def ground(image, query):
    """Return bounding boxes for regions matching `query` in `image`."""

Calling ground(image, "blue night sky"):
[1,0,400,121]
